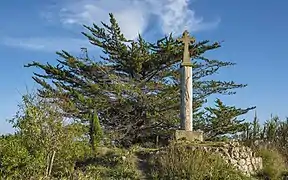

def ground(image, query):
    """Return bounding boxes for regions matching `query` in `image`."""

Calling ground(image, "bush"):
[257,148,287,180]
[0,135,46,179]
[75,147,141,179]
[147,144,249,180]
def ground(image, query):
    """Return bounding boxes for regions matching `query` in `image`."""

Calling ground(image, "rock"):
[230,159,238,165]
[246,157,251,165]
[121,156,126,161]
[238,159,246,166]
[257,158,263,169]
[232,148,240,159]
[221,148,230,157]
[251,157,256,165]
[242,165,249,174]
[248,164,254,174]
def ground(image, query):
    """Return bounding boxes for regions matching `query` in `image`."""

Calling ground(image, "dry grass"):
[145,144,250,180]
[256,147,287,180]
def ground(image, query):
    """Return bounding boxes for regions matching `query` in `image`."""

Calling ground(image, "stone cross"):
[178,30,195,131]
[178,30,195,66]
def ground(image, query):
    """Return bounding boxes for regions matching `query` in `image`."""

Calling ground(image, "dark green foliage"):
[25,13,252,146]
[252,112,262,140]
[89,111,103,151]
[197,99,255,140]
[263,115,280,142]
[242,111,263,146]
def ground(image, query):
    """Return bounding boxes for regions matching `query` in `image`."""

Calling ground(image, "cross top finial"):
[178,30,195,66]
[181,30,195,44]
[183,30,189,37]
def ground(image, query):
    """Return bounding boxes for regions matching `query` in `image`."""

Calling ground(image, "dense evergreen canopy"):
[25,13,254,146]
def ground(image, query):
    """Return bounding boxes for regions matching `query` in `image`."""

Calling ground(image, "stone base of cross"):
[174,129,203,142]
[173,30,203,142]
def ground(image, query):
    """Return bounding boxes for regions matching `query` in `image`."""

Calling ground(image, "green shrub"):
[75,147,141,179]
[0,136,46,179]
[147,144,249,180]
[257,148,287,180]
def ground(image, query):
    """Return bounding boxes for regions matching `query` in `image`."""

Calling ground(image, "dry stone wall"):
[182,141,263,176]
[147,141,263,177]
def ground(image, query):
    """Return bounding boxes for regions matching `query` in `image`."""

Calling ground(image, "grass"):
[41,142,288,180]
[74,146,142,179]
[256,147,287,180]
[141,143,250,180]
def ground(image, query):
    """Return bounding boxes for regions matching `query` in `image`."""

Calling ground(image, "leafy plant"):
[0,93,90,179]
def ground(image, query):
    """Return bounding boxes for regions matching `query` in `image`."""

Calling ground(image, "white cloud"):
[2,37,91,52]
[3,0,220,52]
[152,0,221,34]
[54,0,220,39]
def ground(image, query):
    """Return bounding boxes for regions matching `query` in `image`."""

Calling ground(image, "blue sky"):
[1,0,288,134]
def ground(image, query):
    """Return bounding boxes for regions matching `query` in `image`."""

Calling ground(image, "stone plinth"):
[174,130,204,142]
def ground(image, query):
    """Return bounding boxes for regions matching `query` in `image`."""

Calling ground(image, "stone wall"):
[181,141,263,176]
[219,142,262,176]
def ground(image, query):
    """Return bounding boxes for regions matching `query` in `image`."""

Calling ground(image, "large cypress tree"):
[25,13,253,146]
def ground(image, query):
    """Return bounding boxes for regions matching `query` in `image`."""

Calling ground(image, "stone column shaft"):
[180,66,193,131]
